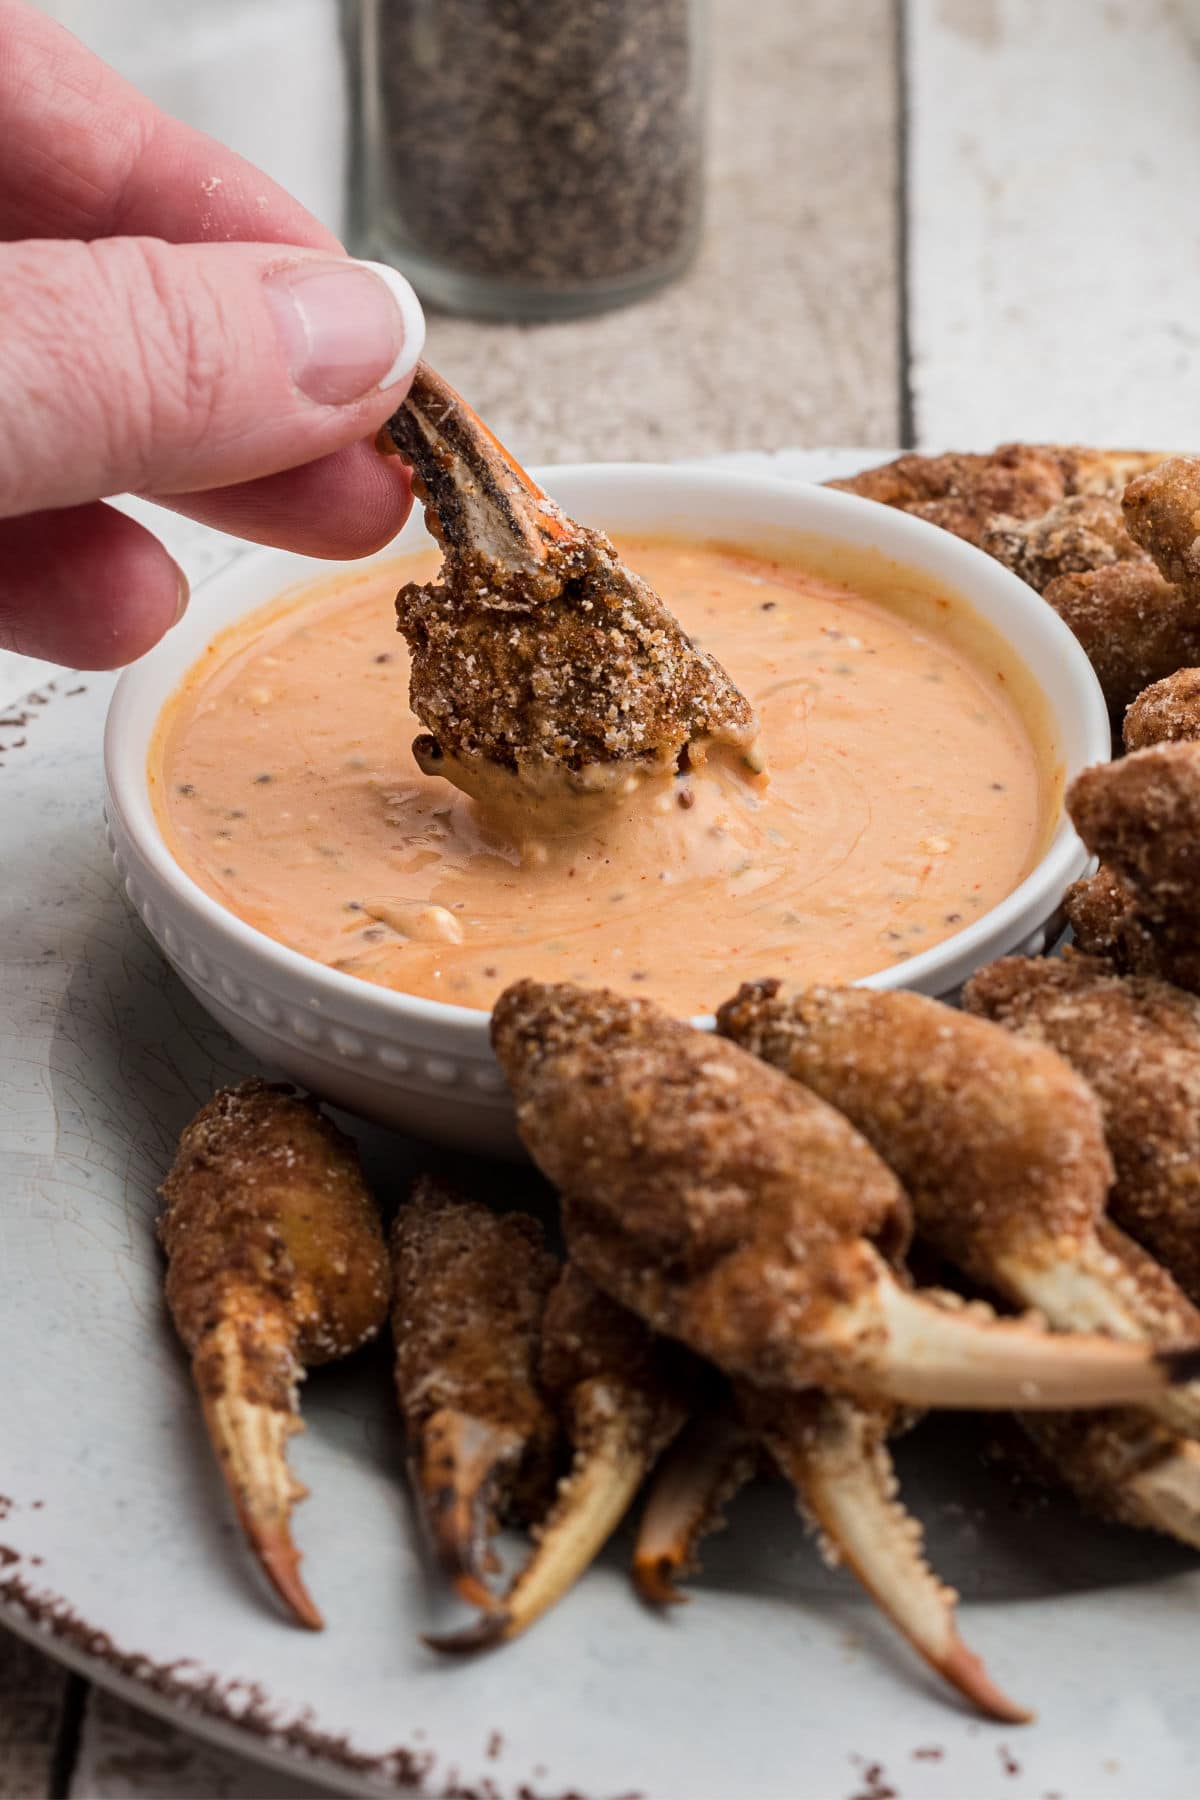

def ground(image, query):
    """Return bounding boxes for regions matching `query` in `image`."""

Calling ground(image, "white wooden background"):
[4,0,1200,1793]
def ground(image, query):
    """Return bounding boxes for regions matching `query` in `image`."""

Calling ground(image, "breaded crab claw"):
[390,1176,561,1612]
[158,1080,391,1629]
[715,981,1200,1439]
[1123,454,1200,589]
[392,1173,1026,1717]
[964,954,1200,1307]
[390,1177,690,1649]
[632,1406,758,1607]
[1123,668,1200,751]
[1043,557,1200,727]
[381,365,759,815]
[1065,742,1200,993]
[826,443,1165,550]
[1015,1408,1200,1554]
[716,977,1200,1563]
[491,980,1192,1412]
[829,444,1195,722]
[961,952,1200,1554]
[633,1392,1031,1723]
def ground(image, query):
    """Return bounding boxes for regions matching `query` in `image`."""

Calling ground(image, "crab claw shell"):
[194,1315,322,1631]
[1019,1410,1200,1551]
[426,1379,679,1653]
[1129,1440,1200,1540]
[383,363,579,577]
[409,1408,528,1612]
[756,1394,1031,1726]
[990,1222,1200,1440]
[1124,1441,1200,1545]
[632,1414,758,1605]
[828,1250,1200,1410]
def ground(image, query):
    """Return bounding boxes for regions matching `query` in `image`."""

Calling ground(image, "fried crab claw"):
[158,1080,390,1629]
[491,980,1185,1412]
[631,1407,757,1605]
[431,1262,691,1651]
[390,1176,561,1611]
[1124,668,1200,752]
[826,443,1165,551]
[1016,1409,1200,1553]
[391,1177,690,1649]
[715,982,1200,1436]
[965,954,1200,1306]
[382,365,759,816]
[632,1393,1030,1722]
[1123,454,1200,589]
[963,953,1200,1553]
[1064,742,1200,994]
[828,444,1200,723]
[754,1393,1030,1723]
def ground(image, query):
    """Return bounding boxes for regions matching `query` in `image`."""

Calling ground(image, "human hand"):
[0,1,425,669]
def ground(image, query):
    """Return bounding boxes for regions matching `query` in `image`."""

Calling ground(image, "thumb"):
[0,238,424,517]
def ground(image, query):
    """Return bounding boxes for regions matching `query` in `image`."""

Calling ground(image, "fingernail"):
[171,560,190,626]
[265,260,425,407]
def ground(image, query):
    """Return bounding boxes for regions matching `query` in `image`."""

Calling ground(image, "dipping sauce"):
[153,537,1055,1015]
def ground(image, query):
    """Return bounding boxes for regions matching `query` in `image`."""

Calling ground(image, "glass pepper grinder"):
[355,0,708,320]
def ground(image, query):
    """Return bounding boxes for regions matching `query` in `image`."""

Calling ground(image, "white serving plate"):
[7,454,1197,1800]
[103,462,1108,1153]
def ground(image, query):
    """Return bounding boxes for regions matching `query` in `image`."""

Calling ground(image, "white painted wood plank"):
[69,1688,330,1800]
[429,0,901,462]
[908,0,1200,448]
[0,1631,69,1800]
[30,2,350,237]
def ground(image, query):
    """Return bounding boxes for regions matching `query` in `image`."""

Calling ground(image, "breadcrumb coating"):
[980,494,1140,594]
[829,444,1165,549]
[159,1078,390,1372]
[1042,561,1200,725]
[1064,868,1200,992]
[1124,668,1200,750]
[715,980,1113,1284]
[1066,746,1200,993]
[965,954,1200,1305]
[391,1175,559,1448]
[386,365,756,785]
[490,977,914,1391]
[1070,743,1200,920]
[1124,456,1200,588]
[828,444,1069,546]
[833,445,1181,722]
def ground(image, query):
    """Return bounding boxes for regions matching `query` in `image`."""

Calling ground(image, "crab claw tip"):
[761,1393,1028,1724]
[409,1409,528,1608]
[255,1529,324,1632]
[631,1414,756,1608]
[196,1319,320,1632]
[423,1612,513,1655]
[855,1262,1182,1410]
[937,1638,1034,1726]
[632,1553,692,1606]
[449,1570,506,1614]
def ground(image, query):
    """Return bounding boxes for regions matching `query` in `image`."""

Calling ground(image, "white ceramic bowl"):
[104,464,1109,1153]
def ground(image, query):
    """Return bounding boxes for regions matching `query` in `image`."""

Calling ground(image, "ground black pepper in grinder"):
[360,0,708,319]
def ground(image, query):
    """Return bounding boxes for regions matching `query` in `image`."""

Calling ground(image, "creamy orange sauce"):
[152,537,1055,1015]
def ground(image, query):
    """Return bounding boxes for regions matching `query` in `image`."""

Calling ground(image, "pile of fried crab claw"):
[158,442,1200,1728]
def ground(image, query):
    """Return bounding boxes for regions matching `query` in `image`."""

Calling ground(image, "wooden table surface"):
[5,0,1200,1793]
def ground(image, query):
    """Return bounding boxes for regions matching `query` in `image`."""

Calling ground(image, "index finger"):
[0,0,341,250]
